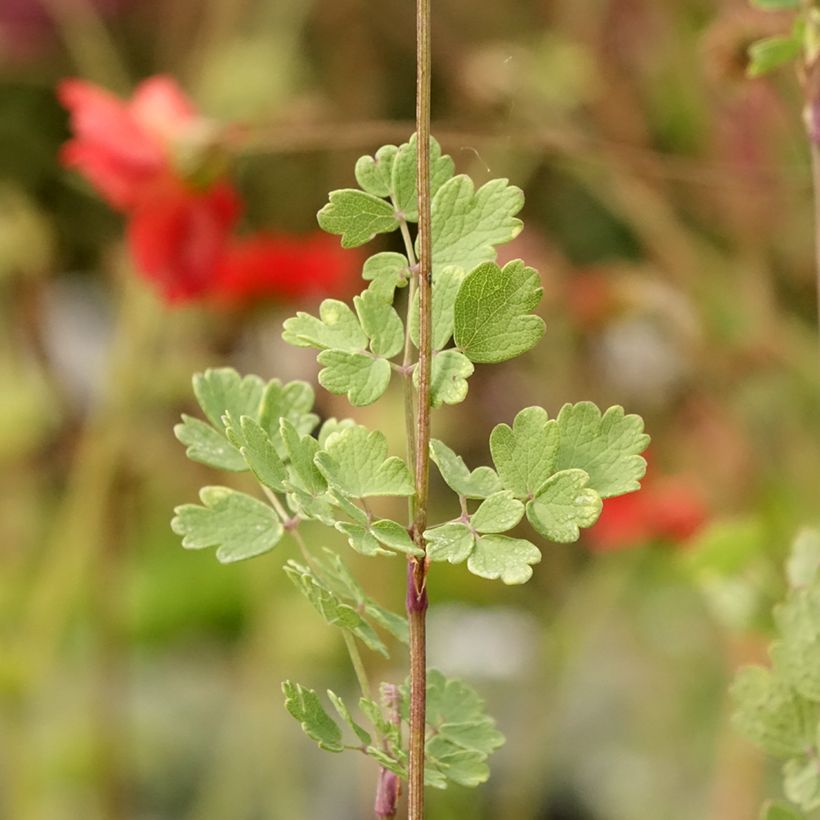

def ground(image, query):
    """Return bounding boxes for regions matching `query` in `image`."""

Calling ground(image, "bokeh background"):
[2,0,819,818]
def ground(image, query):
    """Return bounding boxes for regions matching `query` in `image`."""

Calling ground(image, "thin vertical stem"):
[407,0,432,816]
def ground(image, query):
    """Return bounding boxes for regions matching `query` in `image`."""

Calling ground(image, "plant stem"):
[407,0,432,816]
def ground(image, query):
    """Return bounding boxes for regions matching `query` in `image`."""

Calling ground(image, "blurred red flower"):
[587,471,708,552]
[59,76,357,305]
[213,233,359,305]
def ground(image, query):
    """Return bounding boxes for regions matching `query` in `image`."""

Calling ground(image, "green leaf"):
[784,756,820,812]
[772,587,820,701]
[362,251,411,290]
[280,419,327,497]
[410,266,467,351]
[193,368,265,430]
[327,690,372,746]
[467,534,541,585]
[317,189,399,248]
[526,469,603,543]
[259,379,319,450]
[416,349,474,408]
[425,523,475,564]
[354,144,398,197]
[317,350,392,407]
[282,299,367,351]
[430,176,524,272]
[787,528,820,588]
[453,260,545,364]
[224,414,287,492]
[471,491,525,534]
[750,0,800,10]
[315,425,414,498]
[318,417,357,448]
[336,522,387,557]
[284,560,387,655]
[371,519,425,557]
[760,801,805,820]
[174,414,246,471]
[489,406,559,499]
[282,681,344,752]
[171,487,283,563]
[354,285,405,358]
[731,666,818,758]
[425,739,490,788]
[554,402,649,498]
[429,439,503,499]
[748,35,802,78]
[392,134,455,221]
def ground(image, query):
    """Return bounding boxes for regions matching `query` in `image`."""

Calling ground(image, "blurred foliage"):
[2,0,820,819]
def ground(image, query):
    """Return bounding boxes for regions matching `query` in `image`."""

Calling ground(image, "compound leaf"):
[371,519,424,557]
[354,285,405,358]
[318,189,399,248]
[453,260,545,364]
[526,469,602,543]
[410,266,468,351]
[355,144,399,197]
[172,487,283,563]
[327,690,372,746]
[416,349,474,408]
[224,414,287,491]
[362,251,411,291]
[280,419,327,497]
[282,681,344,752]
[193,368,265,431]
[554,402,649,498]
[336,522,386,557]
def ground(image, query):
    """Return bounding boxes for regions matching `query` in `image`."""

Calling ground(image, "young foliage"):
[732,529,820,814]
[172,131,649,808]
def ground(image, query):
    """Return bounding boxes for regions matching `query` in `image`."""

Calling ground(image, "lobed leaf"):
[317,350,392,406]
[354,285,405,358]
[453,260,545,364]
[425,523,475,564]
[193,368,265,431]
[317,189,399,248]
[526,469,602,543]
[429,439,503,500]
[282,681,344,752]
[171,487,283,563]
[174,414,246,471]
[467,534,541,585]
[554,402,649,498]
[410,266,468,351]
[355,144,399,197]
[327,690,372,746]
[416,349,474,408]
[489,406,558,499]
[430,176,524,272]
[471,491,525,534]
[392,134,455,221]
[224,413,287,492]
[282,299,367,352]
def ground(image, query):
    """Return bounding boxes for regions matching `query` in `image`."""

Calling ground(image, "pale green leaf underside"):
[284,560,387,656]
[317,350,392,407]
[526,468,602,543]
[328,690,372,746]
[282,681,344,752]
[467,534,541,585]
[453,260,545,364]
[392,134,455,221]
[175,414,246,471]
[354,285,405,358]
[471,491,525,534]
[362,251,411,290]
[193,368,265,431]
[371,519,424,557]
[489,406,558,499]
[785,757,820,812]
[430,175,524,273]
[171,487,283,564]
[425,523,475,564]
[315,425,414,498]
[410,266,467,351]
[281,419,327,497]
[355,144,398,197]
[429,439,503,499]
[225,413,287,492]
[336,522,386,557]
[554,402,649,498]
[760,802,805,820]
[317,189,399,248]
[282,299,367,352]
[416,349,474,408]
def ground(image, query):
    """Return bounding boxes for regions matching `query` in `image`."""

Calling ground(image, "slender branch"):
[342,631,372,701]
[407,0,432,817]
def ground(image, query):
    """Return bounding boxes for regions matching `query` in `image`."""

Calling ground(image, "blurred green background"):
[2,0,820,818]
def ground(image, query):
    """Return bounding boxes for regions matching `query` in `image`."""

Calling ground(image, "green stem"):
[407,0,433,815]
[397,212,420,474]
[342,632,373,701]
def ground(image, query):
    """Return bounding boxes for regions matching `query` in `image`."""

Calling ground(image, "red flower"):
[587,469,708,552]
[58,75,203,210]
[59,75,358,305]
[128,180,241,303]
[213,232,360,304]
